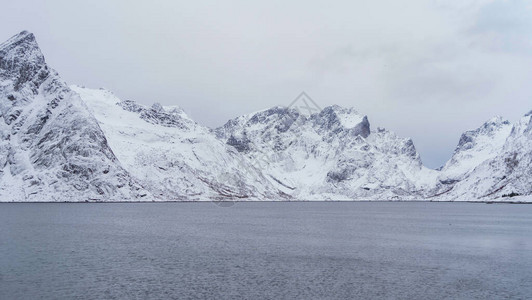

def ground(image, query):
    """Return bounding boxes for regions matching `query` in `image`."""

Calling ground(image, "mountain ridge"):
[1,31,530,202]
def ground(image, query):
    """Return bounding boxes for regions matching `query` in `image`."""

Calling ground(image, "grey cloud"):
[467,0,532,54]
[0,0,530,168]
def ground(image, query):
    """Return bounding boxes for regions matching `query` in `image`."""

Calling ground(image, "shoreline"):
[1,200,531,204]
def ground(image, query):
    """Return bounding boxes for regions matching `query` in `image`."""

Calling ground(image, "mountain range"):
[1,31,530,202]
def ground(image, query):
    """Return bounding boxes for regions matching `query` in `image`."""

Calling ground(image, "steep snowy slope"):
[72,86,286,201]
[0,31,146,201]
[439,116,512,180]
[216,105,438,200]
[437,112,532,201]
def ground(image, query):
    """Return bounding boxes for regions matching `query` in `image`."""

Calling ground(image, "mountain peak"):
[0,31,38,51]
[455,116,511,149]
[478,116,511,134]
[0,31,45,77]
[313,105,370,137]
[484,115,509,126]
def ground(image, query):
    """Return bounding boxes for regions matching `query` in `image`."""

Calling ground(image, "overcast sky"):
[2,0,531,168]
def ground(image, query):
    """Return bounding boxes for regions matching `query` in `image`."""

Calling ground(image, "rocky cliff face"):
[0,31,146,201]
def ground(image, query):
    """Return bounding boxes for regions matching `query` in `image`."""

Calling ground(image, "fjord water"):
[1,203,531,299]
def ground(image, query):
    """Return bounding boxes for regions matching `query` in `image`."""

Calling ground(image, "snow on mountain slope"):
[216,105,438,200]
[72,86,286,201]
[439,116,512,180]
[0,31,146,201]
[437,112,532,201]
[1,31,530,202]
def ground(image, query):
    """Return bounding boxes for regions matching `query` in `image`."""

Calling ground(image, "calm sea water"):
[1,202,531,299]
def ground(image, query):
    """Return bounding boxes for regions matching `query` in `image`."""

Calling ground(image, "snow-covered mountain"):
[71,86,287,201]
[435,112,532,201]
[0,31,530,202]
[215,105,438,200]
[439,116,512,180]
[0,31,146,201]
